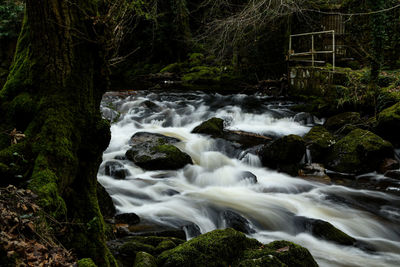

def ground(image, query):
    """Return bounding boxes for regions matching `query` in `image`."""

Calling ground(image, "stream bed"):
[98,91,400,267]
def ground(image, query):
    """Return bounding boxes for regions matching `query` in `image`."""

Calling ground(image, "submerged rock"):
[303,126,334,163]
[192,117,224,137]
[222,210,255,234]
[298,164,331,184]
[105,161,129,179]
[324,112,361,132]
[326,129,394,174]
[125,132,192,170]
[376,102,400,146]
[157,228,318,267]
[238,171,258,184]
[259,134,306,176]
[295,216,356,246]
[115,213,141,225]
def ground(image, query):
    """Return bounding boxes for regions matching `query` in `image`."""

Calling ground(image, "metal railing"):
[288,30,336,71]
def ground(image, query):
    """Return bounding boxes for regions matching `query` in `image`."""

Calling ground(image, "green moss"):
[157,228,261,267]
[192,117,224,137]
[134,252,157,267]
[160,62,188,73]
[308,220,356,246]
[324,112,361,132]
[326,128,393,173]
[78,258,97,267]
[264,241,318,267]
[155,240,177,254]
[304,126,335,162]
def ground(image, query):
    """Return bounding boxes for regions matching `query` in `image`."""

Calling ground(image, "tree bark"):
[0,0,116,265]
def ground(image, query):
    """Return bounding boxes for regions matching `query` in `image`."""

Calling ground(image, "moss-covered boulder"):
[259,135,306,176]
[303,126,335,162]
[324,112,361,133]
[134,252,157,267]
[376,102,400,146]
[125,132,192,170]
[192,117,224,137]
[109,236,184,267]
[326,129,394,174]
[77,258,97,267]
[157,229,318,267]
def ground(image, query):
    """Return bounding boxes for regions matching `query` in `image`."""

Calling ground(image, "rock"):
[124,220,187,240]
[96,182,116,218]
[183,223,201,239]
[298,164,331,184]
[105,161,129,179]
[385,170,400,180]
[259,135,305,176]
[295,216,356,246]
[141,100,161,112]
[161,189,180,196]
[108,236,185,267]
[294,112,315,125]
[222,130,272,148]
[376,102,400,146]
[192,117,224,137]
[303,126,335,163]
[379,158,400,174]
[126,132,192,171]
[326,129,394,174]
[222,210,255,234]
[157,229,318,267]
[134,252,157,267]
[115,213,141,225]
[77,258,97,267]
[324,112,361,132]
[238,171,258,184]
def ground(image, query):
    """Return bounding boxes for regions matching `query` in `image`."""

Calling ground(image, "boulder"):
[157,229,318,267]
[376,102,400,146]
[379,158,400,174]
[298,164,331,184]
[125,132,192,170]
[385,170,400,180]
[326,129,394,174]
[96,182,116,218]
[105,161,129,179]
[238,171,258,184]
[134,252,157,267]
[324,112,361,132]
[294,216,356,246]
[259,135,305,175]
[222,210,255,234]
[303,126,334,163]
[192,117,224,137]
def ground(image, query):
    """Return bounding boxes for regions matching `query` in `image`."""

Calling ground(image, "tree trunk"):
[0,0,116,265]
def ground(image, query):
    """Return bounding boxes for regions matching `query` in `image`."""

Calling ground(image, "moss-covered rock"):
[78,258,97,267]
[303,126,335,162]
[155,240,178,254]
[259,135,305,176]
[192,117,224,137]
[156,229,318,267]
[157,228,261,266]
[376,102,400,146]
[324,112,361,132]
[134,252,157,267]
[125,132,192,170]
[326,129,394,174]
[96,182,116,219]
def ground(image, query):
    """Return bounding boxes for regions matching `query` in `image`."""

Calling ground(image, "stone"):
[134,252,157,267]
[376,102,400,146]
[385,170,400,180]
[303,126,335,163]
[294,216,356,246]
[125,132,192,170]
[96,182,116,219]
[222,210,255,234]
[238,171,258,184]
[259,135,305,176]
[105,161,128,179]
[379,158,400,174]
[157,229,318,267]
[298,164,331,184]
[192,117,224,137]
[326,129,394,174]
[324,112,361,132]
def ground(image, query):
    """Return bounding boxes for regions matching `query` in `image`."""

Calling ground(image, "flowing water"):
[98,91,400,267]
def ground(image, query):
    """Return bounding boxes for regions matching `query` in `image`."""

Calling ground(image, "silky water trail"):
[98,91,400,267]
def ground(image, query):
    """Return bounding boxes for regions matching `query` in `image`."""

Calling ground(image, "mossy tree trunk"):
[0,0,116,266]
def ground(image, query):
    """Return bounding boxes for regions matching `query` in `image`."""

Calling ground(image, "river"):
[98,91,400,267]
